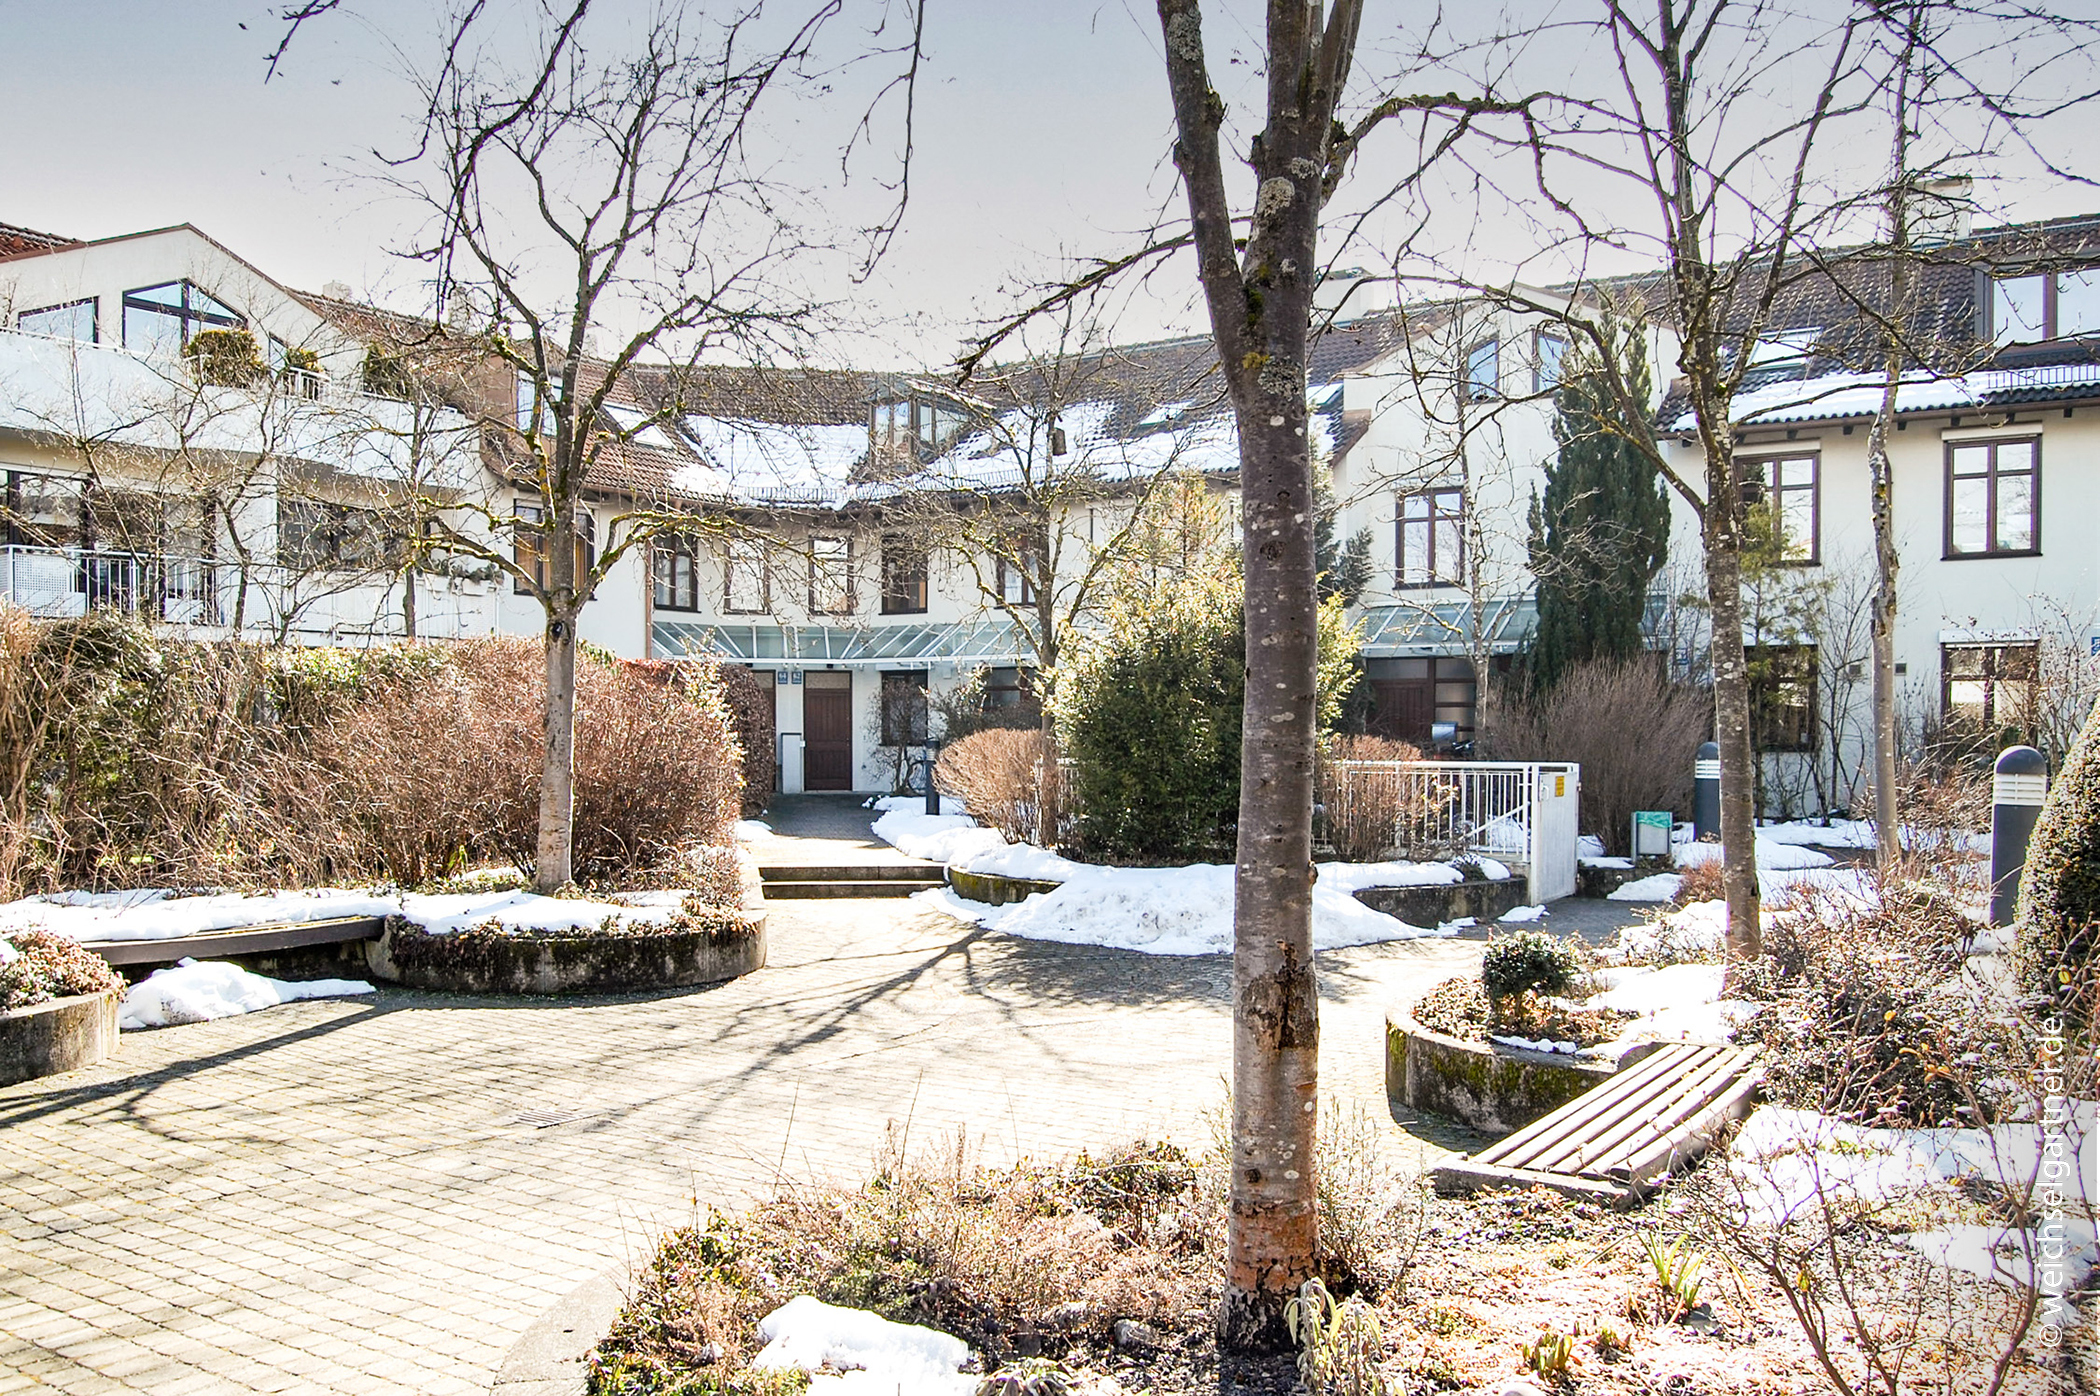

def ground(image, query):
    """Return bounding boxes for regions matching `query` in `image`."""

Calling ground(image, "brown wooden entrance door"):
[1370,680,1431,743]
[804,685,854,790]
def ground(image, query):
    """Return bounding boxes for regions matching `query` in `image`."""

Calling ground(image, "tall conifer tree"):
[1526,316,1670,693]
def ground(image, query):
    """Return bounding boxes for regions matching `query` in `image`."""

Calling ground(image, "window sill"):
[879,606,930,616]
[1392,580,1464,592]
[723,607,772,616]
[1941,548,2042,561]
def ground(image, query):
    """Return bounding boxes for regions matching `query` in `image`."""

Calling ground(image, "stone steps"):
[758,864,945,899]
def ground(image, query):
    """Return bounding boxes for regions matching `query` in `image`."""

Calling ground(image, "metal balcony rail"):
[0,546,221,624]
[1321,759,1581,903]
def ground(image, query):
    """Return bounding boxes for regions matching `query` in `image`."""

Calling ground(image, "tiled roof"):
[0,221,81,259]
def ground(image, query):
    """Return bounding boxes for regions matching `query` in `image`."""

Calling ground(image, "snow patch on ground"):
[915,859,1455,957]
[732,820,771,839]
[865,794,964,815]
[1608,872,1683,903]
[1678,836,1834,871]
[1729,1106,2099,1288]
[752,1295,976,1395]
[1499,904,1549,922]
[395,890,693,937]
[1591,962,1756,1045]
[119,959,373,1030]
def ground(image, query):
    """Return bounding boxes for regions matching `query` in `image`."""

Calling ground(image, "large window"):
[653,537,699,612]
[1990,269,2100,344]
[1465,340,1500,400]
[279,499,397,572]
[4,471,82,548]
[725,537,769,613]
[880,534,928,614]
[1743,453,1820,563]
[997,550,1038,606]
[122,281,242,356]
[878,671,930,746]
[511,503,594,592]
[1397,488,1465,587]
[1945,438,2039,557]
[18,299,96,344]
[809,535,854,614]
[1749,644,1817,752]
[1943,642,2038,730]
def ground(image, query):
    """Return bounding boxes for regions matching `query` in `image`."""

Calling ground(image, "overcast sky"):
[4,1,2097,369]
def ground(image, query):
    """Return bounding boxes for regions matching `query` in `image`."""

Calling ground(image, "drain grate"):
[508,1108,590,1129]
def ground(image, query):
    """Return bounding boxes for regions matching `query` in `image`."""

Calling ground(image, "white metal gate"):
[1324,760,1582,903]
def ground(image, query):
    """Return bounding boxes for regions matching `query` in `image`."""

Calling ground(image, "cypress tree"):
[1526,317,1671,694]
[2016,701,2100,1024]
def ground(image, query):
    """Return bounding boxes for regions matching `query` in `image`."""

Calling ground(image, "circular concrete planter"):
[366,867,770,996]
[1,990,120,1086]
[1386,1004,1648,1134]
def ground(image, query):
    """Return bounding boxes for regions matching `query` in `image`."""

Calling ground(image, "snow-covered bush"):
[935,728,1058,846]
[0,927,122,1010]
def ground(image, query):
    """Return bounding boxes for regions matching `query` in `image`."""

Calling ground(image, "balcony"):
[0,546,220,624]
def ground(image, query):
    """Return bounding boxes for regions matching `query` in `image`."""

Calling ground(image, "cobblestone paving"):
[1,855,1483,1394]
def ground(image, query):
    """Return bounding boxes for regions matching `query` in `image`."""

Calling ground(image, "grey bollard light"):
[1693,741,1722,841]
[923,740,943,816]
[1989,745,2049,927]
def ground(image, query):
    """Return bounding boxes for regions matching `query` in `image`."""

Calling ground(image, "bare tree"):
[392,0,921,889]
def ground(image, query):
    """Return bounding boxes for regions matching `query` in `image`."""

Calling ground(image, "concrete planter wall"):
[1352,875,1529,928]
[366,867,770,996]
[945,868,1062,906]
[1,991,119,1086]
[1386,1004,1630,1134]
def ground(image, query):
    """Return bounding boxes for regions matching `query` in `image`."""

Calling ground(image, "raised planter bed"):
[365,867,769,996]
[1351,874,1529,928]
[1,990,120,1086]
[1386,1002,1655,1135]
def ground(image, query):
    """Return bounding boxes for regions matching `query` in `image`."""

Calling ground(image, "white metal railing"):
[1322,759,1581,902]
[0,544,498,641]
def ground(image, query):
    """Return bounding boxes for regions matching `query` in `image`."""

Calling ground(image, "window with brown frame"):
[1748,644,1817,753]
[511,503,592,593]
[1945,438,2039,557]
[809,535,854,615]
[1397,488,1465,587]
[653,536,699,612]
[880,534,928,614]
[1988,269,2100,344]
[1742,453,1820,563]
[878,670,930,746]
[1942,642,2038,730]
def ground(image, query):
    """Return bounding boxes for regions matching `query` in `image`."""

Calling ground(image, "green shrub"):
[1052,560,1359,864]
[1480,931,1581,1004]
[2016,703,2100,1022]
[184,328,268,387]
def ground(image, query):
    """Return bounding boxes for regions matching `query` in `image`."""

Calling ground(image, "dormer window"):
[871,398,970,456]
[122,281,242,357]
[1989,268,2100,345]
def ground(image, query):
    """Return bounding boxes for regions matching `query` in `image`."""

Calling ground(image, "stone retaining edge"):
[492,1265,626,1396]
[0,990,120,1087]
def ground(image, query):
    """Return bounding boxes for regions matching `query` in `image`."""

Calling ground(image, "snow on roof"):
[1670,360,2100,431]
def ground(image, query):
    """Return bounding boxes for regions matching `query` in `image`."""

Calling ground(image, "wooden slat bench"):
[1431,1042,1763,1206]
[81,916,388,969]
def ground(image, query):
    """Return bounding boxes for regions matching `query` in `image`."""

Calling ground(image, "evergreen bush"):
[2016,702,2100,1021]
[1480,931,1581,1005]
[1052,562,1359,863]
[183,328,269,387]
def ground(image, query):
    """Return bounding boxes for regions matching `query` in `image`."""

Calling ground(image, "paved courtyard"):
[0,809,1489,1395]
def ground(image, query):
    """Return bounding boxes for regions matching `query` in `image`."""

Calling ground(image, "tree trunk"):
[536,611,577,889]
[1703,514,1763,960]
[402,562,419,639]
[535,497,577,891]
[1867,399,1901,865]
[1220,399,1323,1352]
